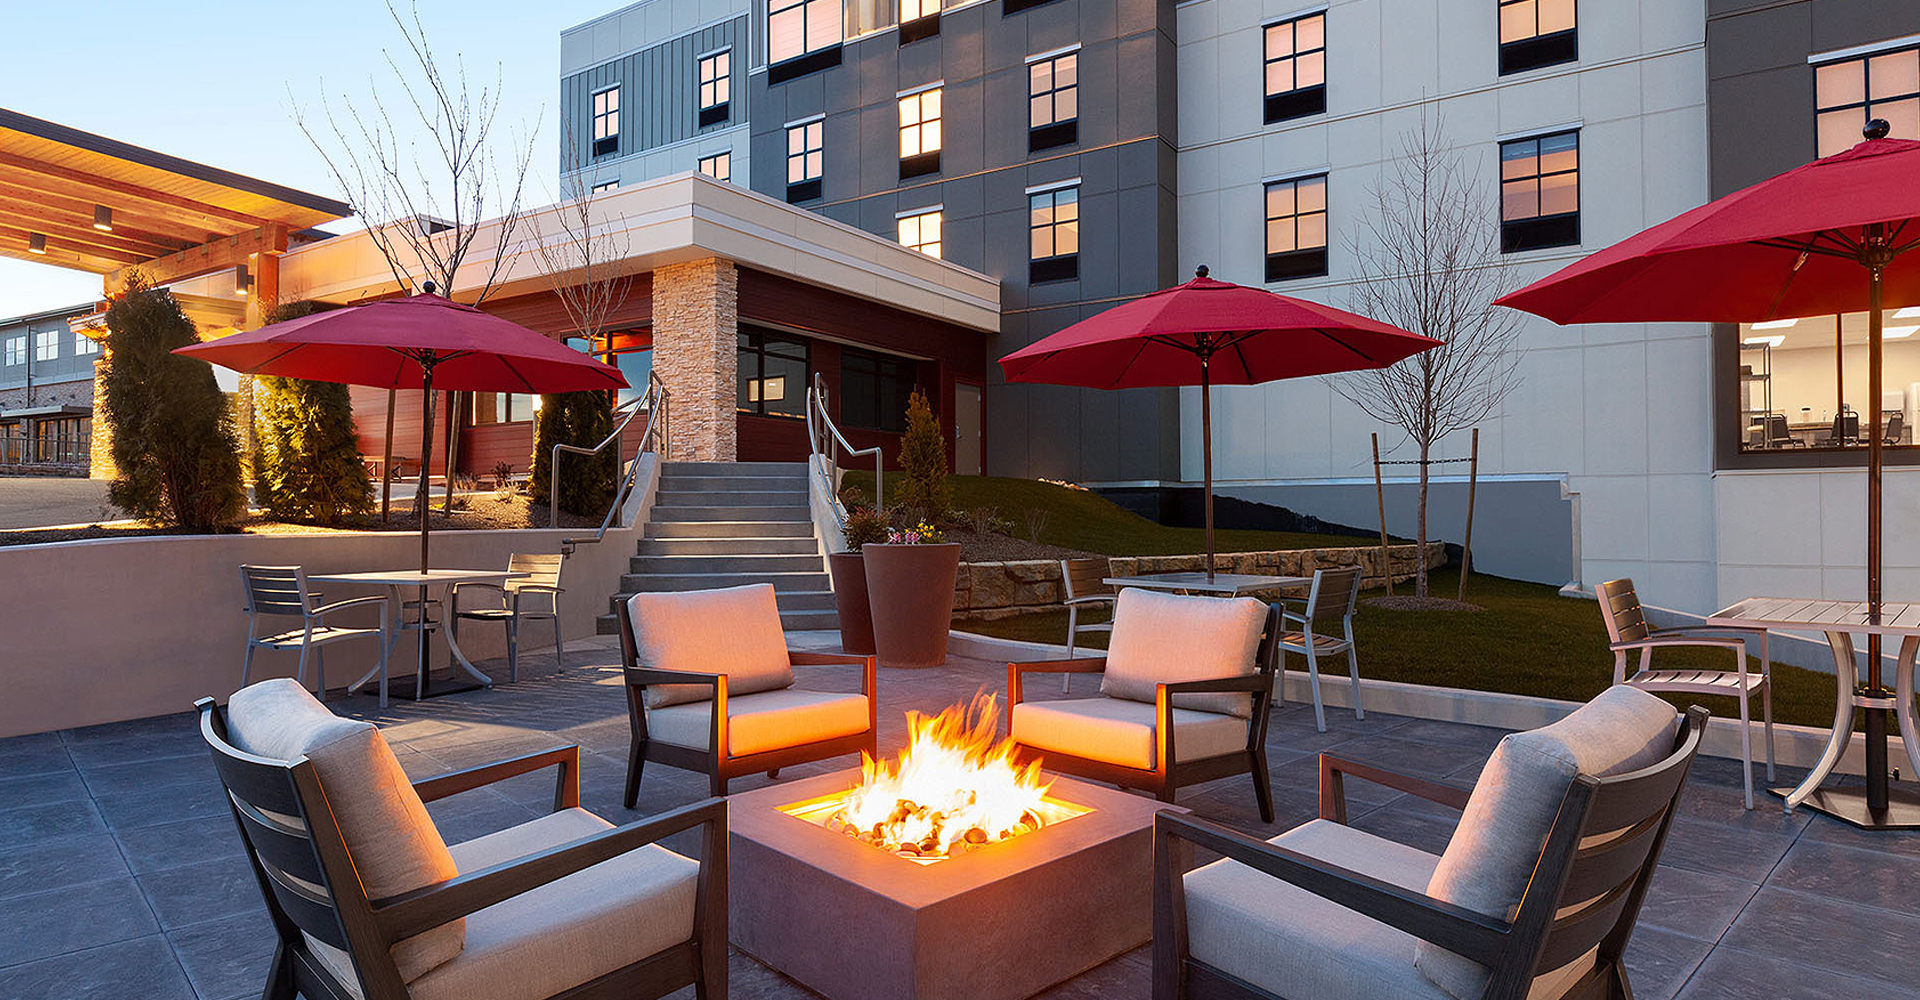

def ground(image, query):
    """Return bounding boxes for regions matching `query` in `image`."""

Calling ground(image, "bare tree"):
[1334,111,1525,598]
[291,1,541,519]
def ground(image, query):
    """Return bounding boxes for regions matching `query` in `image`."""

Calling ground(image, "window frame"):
[33,329,58,362]
[839,348,918,433]
[699,151,732,182]
[1028,182,1081,284]
[768,0,844,84]
[898,84,944,180]
[1263,12,1327,124]
[785,117,825,202]
[1497,0,1577,75]
[590,180,619,194]
[591,85,621,158]
[1814,44,1920,156]
[1498,129,1581,253]
[737,328,811,419]
[74,332,99,357]
[3,335,25,366]
[697,49,733,126]
[1028,48,1080,152]
[897,205,943,258]
[1263,173,1330,281]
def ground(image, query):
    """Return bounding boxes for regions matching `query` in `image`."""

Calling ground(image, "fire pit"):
[728,698,1183,1000]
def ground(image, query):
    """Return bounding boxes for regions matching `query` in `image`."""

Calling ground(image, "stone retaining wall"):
[953,542,1447,619]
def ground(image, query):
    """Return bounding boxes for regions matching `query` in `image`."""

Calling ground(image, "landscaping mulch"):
[945,528,1100,563]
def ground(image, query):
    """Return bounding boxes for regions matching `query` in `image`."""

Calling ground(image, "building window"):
[1498,0,1576,75]
[898,207,943,258]
[1499,130,1579,252]
[3,336,24,366]
[699,151,731,182]
[591,180,618,193]
[74,333,100,356]
[901,0,941,42]
[471,392,538,426]
[698,50,732,127]
[591,86,620,157]
[841,349,916,432]
[1736,311,1920,452]
[1264,175,1329,281]
[1264,13,1326,123]
[769,0,843,83]
[786,119,824,202]
[1815,46,1920,156]
[899,87,943,179]
[1029,184,1080,284]
[1028,51,1079,151]
[34,330,57,362]
[738,330,808,418]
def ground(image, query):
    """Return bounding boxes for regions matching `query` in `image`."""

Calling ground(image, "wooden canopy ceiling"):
[0,108,350,280]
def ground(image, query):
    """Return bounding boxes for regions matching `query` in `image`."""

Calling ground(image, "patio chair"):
[1007,589,1284,822]
[239,565,387,701]
[1276,565,1365,732]
[450,553,566,683]
[1059,557,1116,693]
[198,680,725,1000]
[619,583,877,803]
[1598,577,1773,808]
[1154,686,1707,1000]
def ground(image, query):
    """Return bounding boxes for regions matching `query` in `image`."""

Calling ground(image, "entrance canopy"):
[0,108,349,286]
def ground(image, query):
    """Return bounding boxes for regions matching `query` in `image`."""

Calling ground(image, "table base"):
[375,673,489,702]
[1773,784,1920,830]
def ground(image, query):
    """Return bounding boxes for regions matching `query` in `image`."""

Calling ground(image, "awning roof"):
[0,108,351,274]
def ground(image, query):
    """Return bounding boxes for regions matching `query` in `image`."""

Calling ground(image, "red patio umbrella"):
[1000,266,1442,578]
[1495,121,1920,824]
[176,287,627,572]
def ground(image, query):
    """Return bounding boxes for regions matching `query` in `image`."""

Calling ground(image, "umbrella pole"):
[1866,258,1888,814]
[1202,355,1215,582]
[418,362,436,575]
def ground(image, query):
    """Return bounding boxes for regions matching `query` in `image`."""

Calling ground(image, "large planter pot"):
[827,551,876,655]
[862,543,962,668]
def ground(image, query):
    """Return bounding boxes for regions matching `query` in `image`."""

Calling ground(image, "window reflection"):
[1737,310,1920,451]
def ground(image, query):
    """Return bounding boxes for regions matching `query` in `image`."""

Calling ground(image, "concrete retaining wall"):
[953,542,1447,619]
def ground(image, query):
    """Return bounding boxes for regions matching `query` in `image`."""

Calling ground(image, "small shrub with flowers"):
[886,519,946,545]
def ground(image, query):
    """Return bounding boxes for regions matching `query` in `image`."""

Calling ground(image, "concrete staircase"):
[597,461,840,635]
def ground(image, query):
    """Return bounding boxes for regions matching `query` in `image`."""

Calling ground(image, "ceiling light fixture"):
[1751,318,1798,330]
[1885,325,1918,339]
[1896,307,1920,320]
[93,205,113,232]
[1742,334,1785,347]
[27,233,46,254]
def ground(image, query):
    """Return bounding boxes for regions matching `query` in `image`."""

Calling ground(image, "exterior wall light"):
[234,263,251,297]
[93,205,113,232]
[28,233,47,254]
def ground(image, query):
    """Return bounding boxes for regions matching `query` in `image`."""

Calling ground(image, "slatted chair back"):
[1597,578,1650,644]
[241,565,313,619]
[1491,706,1709,999]
[196,698,404,1000]
[1307,565,1364,621]
[1060,558,1112,601]
[507,552,564,590]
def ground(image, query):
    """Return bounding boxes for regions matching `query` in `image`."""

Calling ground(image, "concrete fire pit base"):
[728,769,1182,1000]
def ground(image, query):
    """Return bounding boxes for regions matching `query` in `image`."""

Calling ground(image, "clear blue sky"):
[0,0,618,319]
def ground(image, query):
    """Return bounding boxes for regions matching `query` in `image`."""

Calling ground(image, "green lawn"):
[959,565,1845,730]
[840,472,1365,554]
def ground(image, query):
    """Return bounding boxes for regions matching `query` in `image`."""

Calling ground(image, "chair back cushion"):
[627,584,795,708]
[225,679,463,982]
[1099,589,1268,717]
[1414,684,1679,1000]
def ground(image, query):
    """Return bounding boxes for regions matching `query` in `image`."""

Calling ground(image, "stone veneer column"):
[650,257,738,462]
[89,357,117,480]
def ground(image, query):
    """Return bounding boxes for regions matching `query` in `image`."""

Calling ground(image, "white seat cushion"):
[1100,589,1268,717]
[1184,819,1593,1000]
[647,689,871,757]
[1416,684,1678,1000]
[225,679,462,982]
[627,584,794,708]
[314,808,699,1000]
[1010,697,1246,770]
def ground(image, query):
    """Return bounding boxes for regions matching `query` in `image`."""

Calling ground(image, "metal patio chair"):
[1276,565,1365,732]
[451,552,566,683]
[239,564,386,701]
[1059,557,1116,692]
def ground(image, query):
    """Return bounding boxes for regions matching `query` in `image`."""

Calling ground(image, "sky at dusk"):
[0,0,620,319]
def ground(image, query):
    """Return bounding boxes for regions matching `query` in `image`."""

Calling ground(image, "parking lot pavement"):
[0,476,118,529]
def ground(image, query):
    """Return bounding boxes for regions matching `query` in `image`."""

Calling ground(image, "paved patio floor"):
[5,633,1920,1000]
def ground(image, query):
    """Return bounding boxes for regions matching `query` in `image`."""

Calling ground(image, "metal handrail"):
[555,371,669,556]
[806,371,881,517]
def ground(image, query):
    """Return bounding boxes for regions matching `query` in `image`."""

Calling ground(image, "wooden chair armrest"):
[1650,624,1766,639]
[625,667,723,689]
[1609,636,1746,653]
[412,745,581,812]
[1063,595,1114,607]
[375,798,727,942]
[308,595,389,618]
[1011,657,1109,675]
[509,584,564,595]
[1318,753,1474,822]
[788,651,874,667]
[1154,811,1508,968]
[1159,675,1272,695]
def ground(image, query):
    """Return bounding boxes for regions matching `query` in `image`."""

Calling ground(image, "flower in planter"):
[887,520,946,545]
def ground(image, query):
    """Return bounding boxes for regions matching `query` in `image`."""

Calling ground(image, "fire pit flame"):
[792,694,1085,862]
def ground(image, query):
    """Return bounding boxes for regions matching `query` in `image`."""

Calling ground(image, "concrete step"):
[644,520,814,539]
[649,505,810,522]
[619,570,833,593]
[636,536,821,555]
[655,491,807,508]
[598,606,840,635]
[629,553,826,575]
[661,461,807,478]
[657,474,812,493]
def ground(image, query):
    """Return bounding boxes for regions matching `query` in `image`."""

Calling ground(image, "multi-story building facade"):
[0,303,97,472]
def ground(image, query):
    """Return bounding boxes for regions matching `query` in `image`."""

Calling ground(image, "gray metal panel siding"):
[562,15,751,172]
[0,315,90,391]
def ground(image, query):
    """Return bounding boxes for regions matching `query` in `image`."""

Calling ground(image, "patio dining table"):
[1707,596,1920,826]
[307,568,527,704]
[1104,571,1311,596]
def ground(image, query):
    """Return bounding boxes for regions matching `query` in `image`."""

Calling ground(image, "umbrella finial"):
[1866,118,1891,141]
[1195,264,1210,279]
[421,280,438,296]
